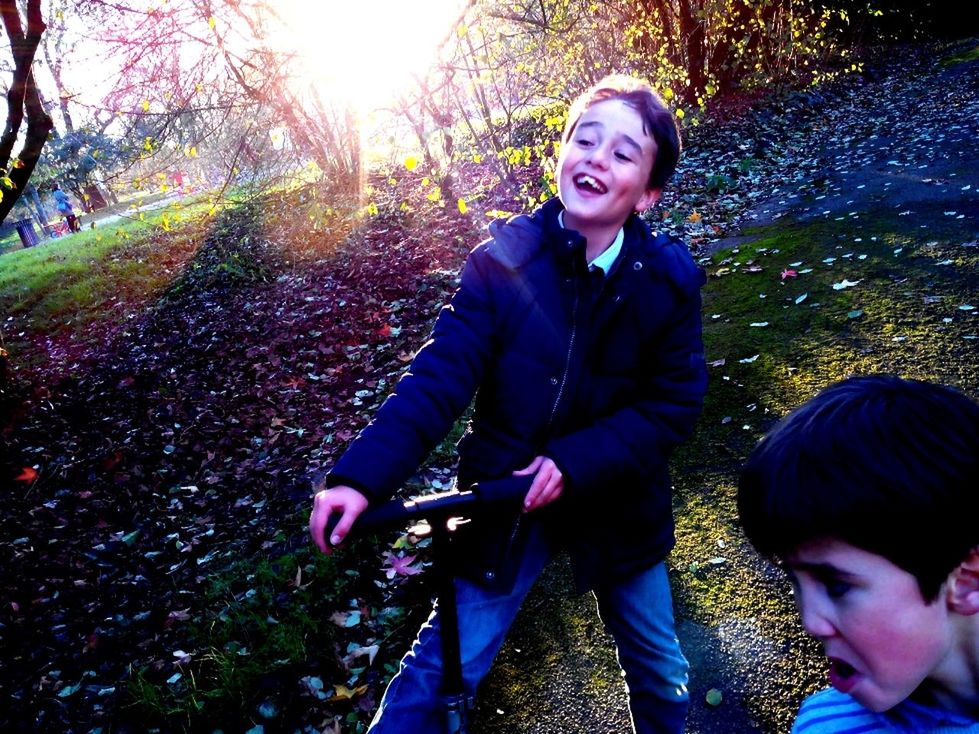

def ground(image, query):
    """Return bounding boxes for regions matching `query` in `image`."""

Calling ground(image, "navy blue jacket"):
[330,197,707,591]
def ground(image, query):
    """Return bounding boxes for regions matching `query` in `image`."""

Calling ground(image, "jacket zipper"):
[546,279,579,433]
[489,279,578,582]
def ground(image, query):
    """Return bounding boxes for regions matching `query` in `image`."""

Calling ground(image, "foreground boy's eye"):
[615,151,633,162]
[824,578,851,599]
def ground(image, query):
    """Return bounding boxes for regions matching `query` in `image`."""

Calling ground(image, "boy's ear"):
[635,188,661,213]
[946,547,979,615]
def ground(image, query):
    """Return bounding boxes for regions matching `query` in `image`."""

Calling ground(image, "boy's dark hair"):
[563,74,681,191]
[738,375,979,602]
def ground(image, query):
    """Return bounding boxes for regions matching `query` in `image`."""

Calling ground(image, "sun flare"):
[273,0,465,113]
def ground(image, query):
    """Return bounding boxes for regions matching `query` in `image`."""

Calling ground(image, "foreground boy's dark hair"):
[563,74,682,191]
[739,374,979,601]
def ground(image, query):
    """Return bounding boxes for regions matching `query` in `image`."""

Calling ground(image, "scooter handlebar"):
[325,475,532,541]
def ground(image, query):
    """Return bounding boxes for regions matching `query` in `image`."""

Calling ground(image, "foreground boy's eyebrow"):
[786,561,855,579]
[577,121,644,154]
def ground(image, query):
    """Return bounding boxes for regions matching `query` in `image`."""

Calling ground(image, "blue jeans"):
[368,525,689,733]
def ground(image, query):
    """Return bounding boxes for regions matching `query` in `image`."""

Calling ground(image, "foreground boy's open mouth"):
[828,656,859,693]
[574,173,608,194]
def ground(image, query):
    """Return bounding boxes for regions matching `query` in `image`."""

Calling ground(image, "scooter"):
[325,475,531,734]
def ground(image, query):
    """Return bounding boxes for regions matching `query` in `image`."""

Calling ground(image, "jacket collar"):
[487,197,653,277]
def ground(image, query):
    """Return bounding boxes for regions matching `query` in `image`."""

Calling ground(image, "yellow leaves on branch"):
[457,198,468,214]
[404,156,418,171]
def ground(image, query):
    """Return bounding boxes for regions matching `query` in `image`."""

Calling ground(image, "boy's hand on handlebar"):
[309,485,369,552]
[513,456,564,513]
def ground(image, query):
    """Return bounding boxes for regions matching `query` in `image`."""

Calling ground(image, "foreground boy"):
[739,375,979,733]
[309,75,707,732]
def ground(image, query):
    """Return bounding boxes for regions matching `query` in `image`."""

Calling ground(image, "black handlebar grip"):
[355,497,429,533]
[320,476,531,545]
[472,474,533,505]
[323,498,415,541]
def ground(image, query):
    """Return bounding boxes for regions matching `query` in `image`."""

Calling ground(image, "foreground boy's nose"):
[798,595,836,639]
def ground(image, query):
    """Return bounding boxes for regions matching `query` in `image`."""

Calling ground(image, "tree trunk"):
[677,0,707,105]
[710,0,755,93]
[0,0,54,226]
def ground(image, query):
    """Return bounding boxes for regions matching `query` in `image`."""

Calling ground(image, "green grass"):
[940,41,979,67]
[0,195,226,343]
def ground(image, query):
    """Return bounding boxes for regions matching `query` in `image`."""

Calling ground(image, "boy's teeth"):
[576,174,606,193]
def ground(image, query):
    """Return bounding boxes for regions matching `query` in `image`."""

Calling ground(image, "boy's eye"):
[824,579,851,599]
[615,151,633,162]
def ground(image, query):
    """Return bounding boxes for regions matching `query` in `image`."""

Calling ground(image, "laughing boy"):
[310,75,707,733]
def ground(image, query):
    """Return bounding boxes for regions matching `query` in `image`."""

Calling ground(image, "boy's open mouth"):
[574,174,607,194]
[828,657,859,692]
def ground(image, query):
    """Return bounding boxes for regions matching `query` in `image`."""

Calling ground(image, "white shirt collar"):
[558,211,625,275]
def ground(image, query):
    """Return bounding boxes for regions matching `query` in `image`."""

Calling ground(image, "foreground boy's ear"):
[947,548,979,615]
[635,189,662,213]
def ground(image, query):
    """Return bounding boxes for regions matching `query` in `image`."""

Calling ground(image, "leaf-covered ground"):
[1,39,977,734]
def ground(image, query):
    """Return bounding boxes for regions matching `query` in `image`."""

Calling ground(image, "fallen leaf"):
[329,683,368,702]
[14,467,38,483]
[344,644,380,666]
[329,610,362,627]
[382,552,423,579]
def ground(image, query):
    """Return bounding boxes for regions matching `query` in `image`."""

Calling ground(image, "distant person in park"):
[309,74,707,733]
[51,183,80,233]
[739,375,979,733]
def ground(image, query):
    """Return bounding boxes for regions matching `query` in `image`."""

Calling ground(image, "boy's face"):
[785,537,954,712]
[557,99,660,237]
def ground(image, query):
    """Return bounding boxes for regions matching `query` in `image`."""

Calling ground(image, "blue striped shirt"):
[793,689,979,734]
